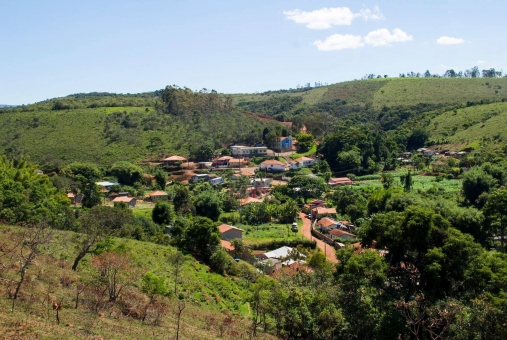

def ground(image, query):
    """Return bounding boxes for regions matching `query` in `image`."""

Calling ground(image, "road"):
[299,212,338,263]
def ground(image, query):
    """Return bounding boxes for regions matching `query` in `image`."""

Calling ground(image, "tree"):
[190,141,214,162]
[295,132,314,152]
[400,171,413,192]
[67,162,102,180]
[110,161,143,186]
[173,186,193,215]
[407,128,430,150]
[184,217,220,261]
[92,251,135,302]
[72,206,133,270]
[154,169,167,190]
[193,190,223,221]
[381,172,394,189]
[209,248,233,274]
[79,176,102,208]
[141,272,168,322]
[336,149,362,173]
[288,175,326,202]
[168,251,188,295]
[151,201,174,225]
[483,189,507,252]
[9,223,53,312]
[462,167,497,207]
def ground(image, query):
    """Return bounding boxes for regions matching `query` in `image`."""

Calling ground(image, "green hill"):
[427,102,507,149]
[0,224,270,340]
[0,91,279,166]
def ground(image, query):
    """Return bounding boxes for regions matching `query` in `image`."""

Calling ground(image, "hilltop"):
[1,77,507,168]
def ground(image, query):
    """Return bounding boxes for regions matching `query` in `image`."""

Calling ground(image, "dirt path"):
[299,212,338,263]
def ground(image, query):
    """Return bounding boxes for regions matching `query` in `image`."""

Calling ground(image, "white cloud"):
[476,60,487,64]
[283,6,383,29]
[356,5,385,21]
[364,28,413,47]
[313,34,364,51]
[437,36,464,45]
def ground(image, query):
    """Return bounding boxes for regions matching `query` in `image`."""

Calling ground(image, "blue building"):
[279,136,293,150]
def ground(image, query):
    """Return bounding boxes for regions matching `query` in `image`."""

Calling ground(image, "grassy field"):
[0,224,272,339]
[372,78,507,109]
[355,174,462,194]
[239,220,303,244]
[427,102,507,148]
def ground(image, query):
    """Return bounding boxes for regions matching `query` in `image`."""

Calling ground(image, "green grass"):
[239,220,303,244]
[0,224,274,339]
[0,105,275,167]
[427,102,507,147]
[290,143,317,159]
[355,174,462,194]
[373,78,507,109]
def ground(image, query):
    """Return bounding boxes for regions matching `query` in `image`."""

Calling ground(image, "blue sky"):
[0,0,505,104]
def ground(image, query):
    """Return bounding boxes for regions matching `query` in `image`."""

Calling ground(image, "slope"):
[427,102,507,149]
[0,101,276,166]
[0,224,270,340]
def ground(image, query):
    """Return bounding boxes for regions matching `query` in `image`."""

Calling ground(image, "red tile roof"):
[218,224,244,234]
[162,155,187,162]
[221,240,235,251]
[112,196,135,203]
[313,207,337,215]
[147,190,168,197]
[238,197,263,205]
[317,217,338,228]
[328,177,354,185]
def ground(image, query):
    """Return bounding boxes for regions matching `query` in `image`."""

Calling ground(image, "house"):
[264,246,294,260]
[289,156,318,170]
[146,190,169,202]
[264,246,307,266]
[238,197,264,206]
[311,207,337,219]
[259,258,283,274]
[218,224,243,240]
[227,158,246,168]
[329,229,357,240]
[423,149,437,157]
[303,199,326,213]
[212,156,232,167]
[251,178,273,189]
[112,196,136,208]
[230,145,268,157]
[259,160,288,172]
[96,181,119,190]
[210,177,224,185]
[279,136,293,150]
[196,162,212,169]
[317,217,340,232]
[328,177,354,186]
[161,155,187,165]
[190,174,211,183]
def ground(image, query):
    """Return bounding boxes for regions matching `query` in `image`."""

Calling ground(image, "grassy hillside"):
[427,102,507,149]
[0,103,276,166]
[0,224,270,339]
[372,78,507,109]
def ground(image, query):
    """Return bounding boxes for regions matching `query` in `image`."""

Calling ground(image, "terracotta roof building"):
[218,224,244,240]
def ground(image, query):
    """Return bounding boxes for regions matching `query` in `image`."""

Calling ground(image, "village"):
[61,134,470,277]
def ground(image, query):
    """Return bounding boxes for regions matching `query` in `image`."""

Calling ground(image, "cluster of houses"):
[217,222,308,275]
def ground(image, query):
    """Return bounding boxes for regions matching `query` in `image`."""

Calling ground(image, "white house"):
[251,178,273,189]
[259,160,288,172]
[289,156,318,170]
[210,177,224,185]
[230,145,268,157]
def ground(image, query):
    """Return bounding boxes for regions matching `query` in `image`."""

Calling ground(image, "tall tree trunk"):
[72,251,87,271]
